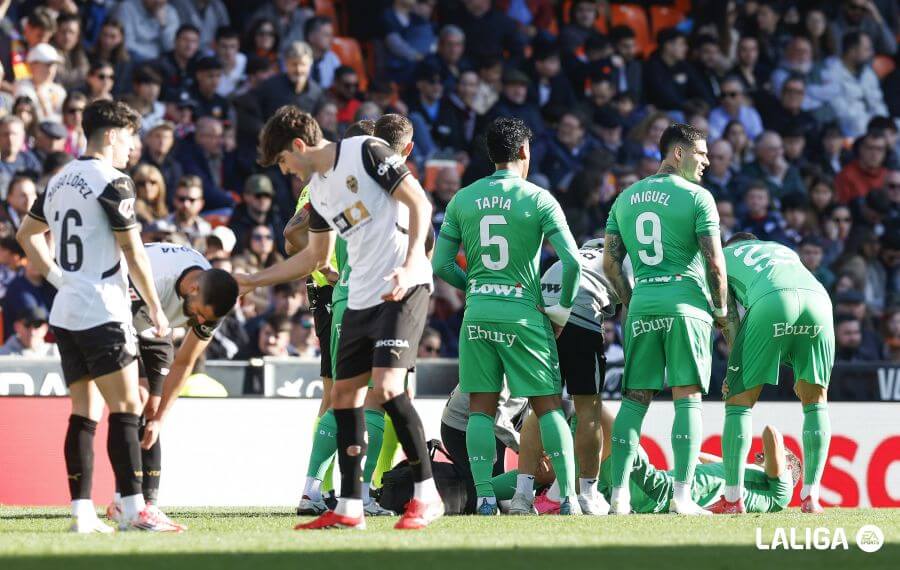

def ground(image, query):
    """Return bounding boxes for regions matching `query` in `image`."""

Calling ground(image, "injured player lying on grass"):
[490,404,799,514]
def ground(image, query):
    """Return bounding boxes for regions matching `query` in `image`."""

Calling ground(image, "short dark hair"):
[82,99,141,140]
[56,12,80,27]
[609,25,635,43]
[200,269,239,318]
[374,113,413,154]
[215,26,240,42]
[658,122,706,157]
[334,65,357,80]
[258,105,323,167]
[485,117,532,164]
[344,120,375,137]
[725,232,758,246]
[799,236,825,250]
[304,16,332,38]
[0,236,24,257]
[842,31,868,55]
[27,7,56,32]
[835,313,859,327]
[177,24,201,39]
[132,65,163,86]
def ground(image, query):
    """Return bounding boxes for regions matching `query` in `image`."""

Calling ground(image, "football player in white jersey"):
[16,100,174,533]
[238,106,443,530]
[103,242,238,528]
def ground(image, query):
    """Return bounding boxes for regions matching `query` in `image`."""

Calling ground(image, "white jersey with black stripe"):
[28,157,138,330]
[307,136,433,310]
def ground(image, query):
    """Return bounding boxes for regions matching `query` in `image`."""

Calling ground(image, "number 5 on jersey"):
[480,215,508,270]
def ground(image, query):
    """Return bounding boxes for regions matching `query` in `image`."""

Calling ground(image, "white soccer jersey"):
[541,244,623,333]
[131,243,215,340]
[28,157,137,330]
[307,136,432,310]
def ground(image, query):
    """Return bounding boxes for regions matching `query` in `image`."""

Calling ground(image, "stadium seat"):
[332,36,368,91]
[873,54,895,79]
[610,4,651,57]
[203,212,231,228]
[650,6,686,39]
[674,0,692,13]
[314,0,336,21]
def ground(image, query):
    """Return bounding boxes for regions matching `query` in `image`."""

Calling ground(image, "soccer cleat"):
[610,497,632,515]
[146,504,188,531]
[122,507,185,532]
[297,495,329,516]
[801,496,825,514]
[578,493,611,516]
[559,496,582,515]
[394,498,444,530]
[363,499,396,516]
[476,498,499,516]
[105,501,122,523]
[69,517,115,534]
[669,498,712,516]
[534,490,560,515]
[708,495,746,514]
[508,492,537,515]
[295,510,366,530]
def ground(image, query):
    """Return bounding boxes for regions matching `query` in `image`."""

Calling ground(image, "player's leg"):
[328,373,370,520]
[66,378,110,533]
[133,336,173,512]
[798,380,829,512]
[509,411,541,514]
[742,426,794,513]
[299,403,337,515]
[666,316,713,515]
[361,392,394,515]
[373,414,398,487]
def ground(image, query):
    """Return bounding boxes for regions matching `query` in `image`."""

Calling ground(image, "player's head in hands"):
[658,122,709,183]
[375,113,414,158]
[486,117,533,178]
[181,268,239,325]
[258,105,324,178]
[82,99,141,169]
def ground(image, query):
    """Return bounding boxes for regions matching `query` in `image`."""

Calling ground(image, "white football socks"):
[516,474,535,498]
[547,480,561,502]
[413,478,440,501]
[610,486,630,508]
[304,477,322,501]
[580,478,599,497]
[71,499,96,520]
[801,483,820,503]
[673,482,691,505]
[121,494,145,521]
[335,497,363,518]
[724,485,742,503]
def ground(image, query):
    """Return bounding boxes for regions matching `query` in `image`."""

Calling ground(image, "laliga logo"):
[755,524,883,552]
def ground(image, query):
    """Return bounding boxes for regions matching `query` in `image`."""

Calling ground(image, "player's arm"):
[698,234,728,327]
[602,232,632,307]
[698,451,722,464]
[283,206,310,256]
[236,227,335,295]
[16,214,66,288]
[141,328,210,449]
[723,289,740,347]
[384,175,432,301]
[540,194,581,328]
[116,229,169,336]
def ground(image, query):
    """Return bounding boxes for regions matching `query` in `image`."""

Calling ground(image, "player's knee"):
[623,389,655,406]
[796,381,827,405]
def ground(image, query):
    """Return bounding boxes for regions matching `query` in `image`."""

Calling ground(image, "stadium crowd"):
[0,0,898,380]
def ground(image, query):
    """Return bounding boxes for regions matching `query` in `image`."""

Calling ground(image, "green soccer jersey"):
[296,185,346,293]
[605,173,719,322]
[723,240,827,308]
[440,169,577,324]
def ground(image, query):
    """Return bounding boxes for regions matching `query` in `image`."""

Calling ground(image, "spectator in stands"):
[835,314,882,361]
[214,27,245,97]
[723,119,752,168]
[165,175,212,248]
[89,19,132,96]
[140,120,182,201]
[527,40,576,113]
[2,7,54,84]
[52,12,89,92]
[252,41,323,122]
[329,65,362,129]
[446,69,480,153]
[883,306,900,362]
[1,260,54,341]
[174,116,236,209]
[291,309,319,359]
[450,0,524,66]
[15,43,65,123]
[804,7,833,60]
[827,31,888,138]
[383,0,437,84]
[869,116,899,170]
[608,25,642,103]
[250,0,313,52]
[302,17,340,91]
[0,306,57,356]
[126,66,166,134]
[132,163,168,226]
[760,76,820,138]
[313,99,339,142]
[643,28,700,114]
[486,68,543,137]
[717,200,738,243]
[243,18,281,72]
[190,56,233,123]
[879,229,900,308]
[689,34,726,108]
[730,35,766,95]
[233,224,283,314]
[741,131,805,200]
[885,168,900,221]
[829,0,897,56]
[0,237,25,299]
[431,165,461,222]
[708,75,763,142]
[171,0,231,50]
[408,63,464,158]
[816,123,851,177]
[116,0,181,62]
[425,25,471,92]
[559,0,601,55]
[0,175,36,233]
[538,110,597,193]
[32,121,67,163]
[253,313,296,357]
[799,236,836,290]
[418,326,443,358]
[583,68,617,124]
[703,138,740,200]
[157,23,201,102]
[770,36,833,111]
[0,116,40,199]
[623,111,670,165]
[738,182,788,243]
[471,55,502,115]
[780,192,814,246]
[781,125,810,173]
[822,203,855,266]
[591,106,625,163]
[836,131,888,203]
[82,61,115,103]
[11,97,36,135]
[229,174,283,255]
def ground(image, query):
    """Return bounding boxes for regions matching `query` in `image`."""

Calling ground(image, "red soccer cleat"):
[394,498,444,530]
[534,490,561,515]
[295,510,366,530]
[801,497,825,514]
[707,495,746,514]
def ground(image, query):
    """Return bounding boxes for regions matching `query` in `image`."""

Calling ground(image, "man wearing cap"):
[15,43,66,122]
[33,121,68,163]
[485,68,544,137]
[229,174,283,255]
[0,306,58,356]
[189,56,233,123]
[408,63,464,156]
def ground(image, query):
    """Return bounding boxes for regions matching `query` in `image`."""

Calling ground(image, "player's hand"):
[323,265,340,285]
[141,418,161,450]
[234,273,256,297]
[149,306,170,338]
[383,252,427,301]
[143,395,161,418]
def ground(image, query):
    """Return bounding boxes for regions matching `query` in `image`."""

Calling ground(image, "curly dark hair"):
[257,105,323,167]
[82,99,141,140]
[485,117,532,164]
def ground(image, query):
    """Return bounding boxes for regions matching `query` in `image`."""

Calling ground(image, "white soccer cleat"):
[578,493,611,516]
[297,495,329,516]
[508,492,537,515]
[69,517,115,534]
[121,507,186,532]
[669,498,712,516]
[363,499,396,516]
[610,497,632,515]
[145,504,188,530]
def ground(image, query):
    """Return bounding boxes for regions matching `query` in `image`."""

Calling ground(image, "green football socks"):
[610,398,649,488]
[539,409,576,498]
[466,412,497,498]
[672,398,702,484]
[723,405,752,502]
[802,403,831,495]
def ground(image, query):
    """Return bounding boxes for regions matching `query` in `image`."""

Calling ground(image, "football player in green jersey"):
[602,123,728,515]
[708,232,834,515]
[433,117,583,515]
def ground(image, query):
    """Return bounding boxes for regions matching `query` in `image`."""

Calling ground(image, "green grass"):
[1,507,898,570]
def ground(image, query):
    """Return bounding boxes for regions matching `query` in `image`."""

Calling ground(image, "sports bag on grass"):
[379,439,468,515]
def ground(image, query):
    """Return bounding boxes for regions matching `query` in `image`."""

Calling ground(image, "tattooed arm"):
[602,232,632,307]
[283,206,310,256]
[723,289,741,347]
[698,234,728,328]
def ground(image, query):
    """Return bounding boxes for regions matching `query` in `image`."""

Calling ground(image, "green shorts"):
[458,319,561,398]
[724,288,834,399]
[622,314,712,394]
[743,466,792,513]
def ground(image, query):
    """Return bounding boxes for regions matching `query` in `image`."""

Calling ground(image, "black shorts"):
[336,284,429,380]
[310,284,334,379]
[138,336,175,396]
[556,322,605,395]
[52,322,138,386]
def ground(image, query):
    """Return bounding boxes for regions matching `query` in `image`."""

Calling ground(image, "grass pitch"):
[1,507,897,570]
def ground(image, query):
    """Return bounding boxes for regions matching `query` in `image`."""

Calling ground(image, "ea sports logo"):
[856,525,884,553]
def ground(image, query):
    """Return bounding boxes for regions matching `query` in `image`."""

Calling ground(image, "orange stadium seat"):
[674,0,692,13]
[873,54,895,79]
[650,6,686,39]
[610,4,651,57]
[422,159,464,192]
[332,37,368,91]
[314,0,336,21]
